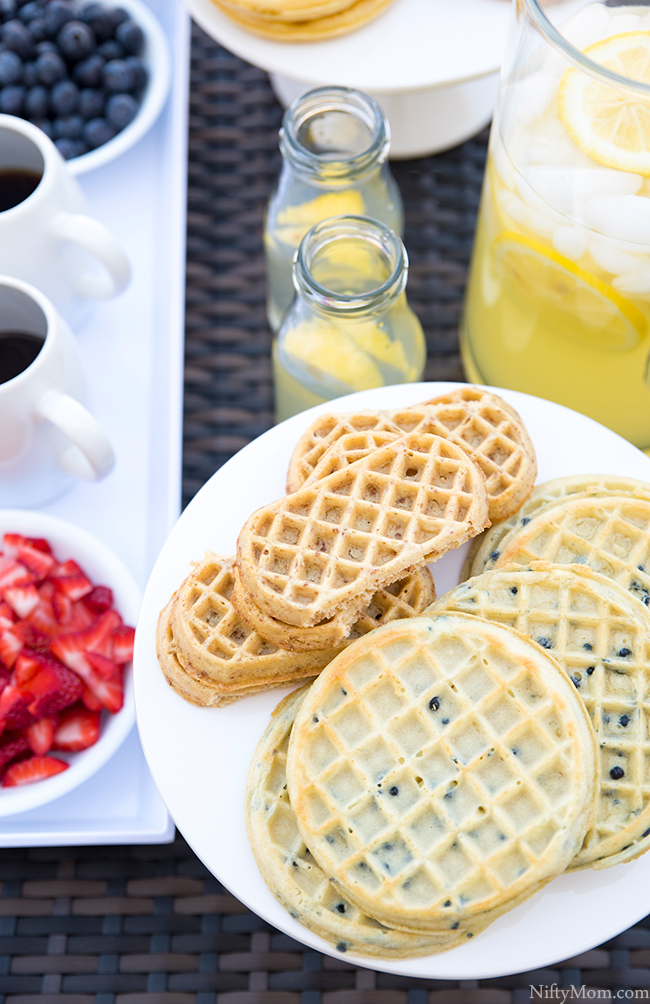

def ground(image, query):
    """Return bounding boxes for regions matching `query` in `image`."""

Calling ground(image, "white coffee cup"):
[0,276,115,507]
[0,115,131,325]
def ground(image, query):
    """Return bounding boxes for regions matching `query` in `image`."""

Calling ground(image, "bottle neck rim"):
[280,87,391,183]
[293,215,408,317]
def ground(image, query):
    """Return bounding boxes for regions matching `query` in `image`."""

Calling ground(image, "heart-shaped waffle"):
[237,432,488,628]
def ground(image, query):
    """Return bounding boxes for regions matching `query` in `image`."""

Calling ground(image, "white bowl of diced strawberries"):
[0,511,140,816]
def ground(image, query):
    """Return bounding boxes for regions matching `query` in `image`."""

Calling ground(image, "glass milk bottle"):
[462,0,650,449]
[273,215,425,422]
[265,86,403,333]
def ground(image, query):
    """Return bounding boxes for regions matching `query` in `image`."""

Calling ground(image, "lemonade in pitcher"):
[462,1,650,449]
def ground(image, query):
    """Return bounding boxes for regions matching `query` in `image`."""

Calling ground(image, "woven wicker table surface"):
[2,21,650,1004]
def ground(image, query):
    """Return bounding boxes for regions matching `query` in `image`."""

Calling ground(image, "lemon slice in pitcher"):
[495,232,646,351]
[559,31,650,175]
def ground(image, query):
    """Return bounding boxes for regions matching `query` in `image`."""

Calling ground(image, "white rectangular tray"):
[0,0,189,847]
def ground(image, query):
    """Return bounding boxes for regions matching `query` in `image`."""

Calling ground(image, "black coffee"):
[0,169,41,212]
[0,331,44,384]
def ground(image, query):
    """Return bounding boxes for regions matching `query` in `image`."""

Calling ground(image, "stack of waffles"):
[157,387,539,707]
[244,471,650,958]
[209,0,396,41]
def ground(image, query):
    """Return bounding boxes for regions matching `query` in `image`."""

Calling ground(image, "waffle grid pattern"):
[491,497,650,604]
[287,619,594,930]
[238,434,487,626]
[431,565,650,867]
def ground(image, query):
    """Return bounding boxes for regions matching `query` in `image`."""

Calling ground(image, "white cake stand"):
[182,0,582,158]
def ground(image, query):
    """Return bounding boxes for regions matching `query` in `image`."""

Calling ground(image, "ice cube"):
[583,194,650,245]
[501,73,557,127]
[553,225,588,261]
[492,137,516,189]
[497,190,528,226]
[559,1,611,50]
[613,267,650,295]
[589,239,641,277]
[521,167,642,217]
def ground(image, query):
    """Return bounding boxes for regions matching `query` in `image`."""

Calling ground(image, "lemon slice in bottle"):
[495,232,647,351]
[559,31,650,175]
[270,191,367,248]
[282,316,384,390]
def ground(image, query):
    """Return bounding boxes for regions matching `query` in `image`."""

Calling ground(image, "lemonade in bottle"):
[265,87,403,333]
[462,0,650,448]
[273,215,425,422]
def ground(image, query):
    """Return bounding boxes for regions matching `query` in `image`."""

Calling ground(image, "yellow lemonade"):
[461,4,650,450]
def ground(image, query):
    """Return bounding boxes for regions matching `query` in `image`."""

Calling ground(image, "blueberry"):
[50,78,79,115]
[35,48,65,84]
[102,57,132,92]
[34,39,56,53]
[0,47,22,83]
[52,112,83,138]
[83,115,114,148]
[54,135,85,159]
[97,38,122,60]
[0,0,17,20]
[125,55,146,90]
[72,51,104,86]
[57,20,95,61]
[30,116,52,137]
[24,82,47,116]
[43,0,74,37]
[22,59,36,85]
[79,3,113,41]
[3,18,34,57]
[105,91,136,130]
[0,82,23,112]
[610,766,625,780]
[79,85,102,118]
[18,1,42,23]
[109,7,129,27]
[115,18,143,55]
[27,15,46,41]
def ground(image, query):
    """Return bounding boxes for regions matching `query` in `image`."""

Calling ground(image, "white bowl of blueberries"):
[0,0,171,173]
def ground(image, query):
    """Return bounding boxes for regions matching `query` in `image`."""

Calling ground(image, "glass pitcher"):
[462,0,650,449]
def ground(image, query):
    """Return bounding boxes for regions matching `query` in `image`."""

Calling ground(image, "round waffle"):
[216,0,356,21]
[231,563,436,653]
[237,432,489,628]
[286,614,597,933]
[489,495,650,608]
[286,387,536,523]
[303,431,400,487]
[466,475,650,581]
[245,685,475,958]
[209,0,394,39]
[429,563,650,870]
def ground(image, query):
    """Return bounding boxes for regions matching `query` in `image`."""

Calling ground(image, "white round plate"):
[0,511,141,816]
[69,0,171,175]
[182,0,582,95]
[134,382,650,979]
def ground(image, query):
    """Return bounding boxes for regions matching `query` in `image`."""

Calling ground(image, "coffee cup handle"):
[51,212,132,299]
[34,388,115,482]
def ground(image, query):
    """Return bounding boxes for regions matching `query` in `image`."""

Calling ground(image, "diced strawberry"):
[4,583,40,619]
[13,649,45,687]
[19,658,83,719]
[26,595,60,637]
[1,688,36,731]
[0,627,22,669]
[86,651,119,680]
[79,683,103,712]
[0,733,29,773]
[3,534,52,555]
[25,716,57,755]
[84,586,114,612]
[87,669,123,713]
[52,705,100,752]
[15,543,55,581]
[111,625,135,665]
[50,560,92,601]
[52,589,72,626]
[0,555,33,590]
[47,637,121,711]
[13,622,51,655]
[3,755,68,786]
[0,600,15,629]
